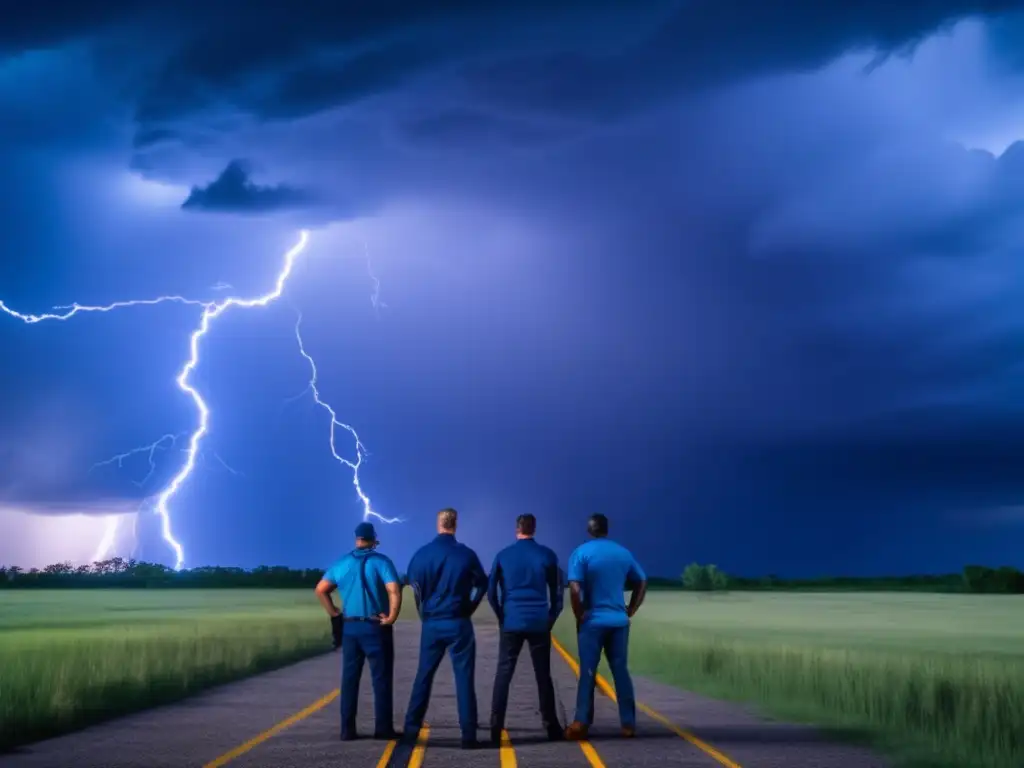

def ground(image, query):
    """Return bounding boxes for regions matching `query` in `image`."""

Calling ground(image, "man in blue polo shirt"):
[315,521,402,741]
[403,508,488,749]
[564,513,648,741]
[487,513,564,745]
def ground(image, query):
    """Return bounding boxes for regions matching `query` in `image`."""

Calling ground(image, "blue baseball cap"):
[355,521,377,541]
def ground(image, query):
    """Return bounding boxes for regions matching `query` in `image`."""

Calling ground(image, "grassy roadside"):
[0,590,331,751]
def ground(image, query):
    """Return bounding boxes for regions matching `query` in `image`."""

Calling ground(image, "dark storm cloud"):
[8,0,1001,138]
[180,159,312,214]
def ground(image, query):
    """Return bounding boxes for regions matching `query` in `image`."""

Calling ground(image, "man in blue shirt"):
[564,513,648,741]
[403,508,488,749]
[315,521,402,741]
[487,513,564,745]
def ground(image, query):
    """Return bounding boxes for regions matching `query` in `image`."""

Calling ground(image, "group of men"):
[314,507,648,749]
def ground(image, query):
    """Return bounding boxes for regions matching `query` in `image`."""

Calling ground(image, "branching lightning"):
[1,229,398,570]
[293,311,400,525]
[90,433,184,488]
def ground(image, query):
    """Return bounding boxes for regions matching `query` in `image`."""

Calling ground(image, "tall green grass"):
[0,590,330,751]
[554,592,1024,768]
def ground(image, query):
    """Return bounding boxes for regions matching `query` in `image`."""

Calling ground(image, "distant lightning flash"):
[364,241,387,315]
[293,311,399,525]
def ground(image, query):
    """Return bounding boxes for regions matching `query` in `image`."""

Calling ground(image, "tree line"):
[0,559,325,589]
[666,562,1024,594]
[2,558,1022,594]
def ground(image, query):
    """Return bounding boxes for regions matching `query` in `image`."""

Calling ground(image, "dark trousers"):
[340,622,395,736]
[404,618,478,741]
[490,629,560,733]
[574,624,635,728]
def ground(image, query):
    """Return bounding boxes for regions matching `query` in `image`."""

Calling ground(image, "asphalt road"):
[0,624,888,768]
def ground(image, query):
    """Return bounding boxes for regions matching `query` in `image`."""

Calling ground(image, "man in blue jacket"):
[487,513,564,745]
[564,513,648,741]
[315,521,402,741]
[403,508,488,749]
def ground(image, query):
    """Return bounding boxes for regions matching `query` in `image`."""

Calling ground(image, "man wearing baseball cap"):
[315,521,403,741]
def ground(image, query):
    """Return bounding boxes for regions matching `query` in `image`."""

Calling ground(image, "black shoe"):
[373,729,401,741]
[461,739,481,750]
[546,727,565,741]
[489,727,502,746]
[340,732,358,742]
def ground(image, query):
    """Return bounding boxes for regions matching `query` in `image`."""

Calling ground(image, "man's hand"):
[378,612,398,626]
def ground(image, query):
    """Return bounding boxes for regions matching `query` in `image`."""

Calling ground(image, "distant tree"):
[682,562,711,591]
[707,564,730,590]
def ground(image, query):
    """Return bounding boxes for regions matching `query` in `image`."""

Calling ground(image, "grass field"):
[0,589,330,751]
[553,591,1024,768]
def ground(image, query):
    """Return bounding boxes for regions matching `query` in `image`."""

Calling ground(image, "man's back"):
[324,549,399,618]
[407,533,487,621]
[490,539,561,632]
[567,538,645,628]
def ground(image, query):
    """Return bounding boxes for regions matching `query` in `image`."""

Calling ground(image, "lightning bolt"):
[293,311,400,525]
[148,230,313,570]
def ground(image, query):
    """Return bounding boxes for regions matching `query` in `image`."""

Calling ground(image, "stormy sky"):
[2,2,1024,576]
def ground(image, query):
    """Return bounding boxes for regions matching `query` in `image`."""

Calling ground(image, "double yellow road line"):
[204,640,741,768]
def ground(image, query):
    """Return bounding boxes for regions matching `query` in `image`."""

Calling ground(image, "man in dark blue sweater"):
[403,508,488,749]
[487,513,564,745]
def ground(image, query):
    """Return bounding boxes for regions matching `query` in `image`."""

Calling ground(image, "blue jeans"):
[574,623,635,728]
[340,622,395,736]
[404,618,478,741]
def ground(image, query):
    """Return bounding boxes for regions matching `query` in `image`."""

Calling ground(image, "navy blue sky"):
[2,2,1024,577]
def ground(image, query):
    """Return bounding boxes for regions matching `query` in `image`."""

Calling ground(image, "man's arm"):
[467,552,488,616]
[381,582,402,624]
[547,553,564,627]
[569,581,585,632]
[626,556,648,618]
[315,577,341,618]
[487,555,503,624]
[378,557,403,625]
[566,548,585,631]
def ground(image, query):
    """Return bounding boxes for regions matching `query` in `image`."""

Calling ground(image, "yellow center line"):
[550,636,742,768]
[408,723,430,768]
[375,738,397,768]
[499,728,517,768]
[202,688,339,768]
[577,740,607,768]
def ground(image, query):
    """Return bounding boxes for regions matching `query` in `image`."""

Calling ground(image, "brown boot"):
[621,726,636,738]
[564,721,589,741]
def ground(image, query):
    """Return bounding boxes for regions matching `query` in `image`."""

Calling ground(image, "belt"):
[344,616,382,623]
